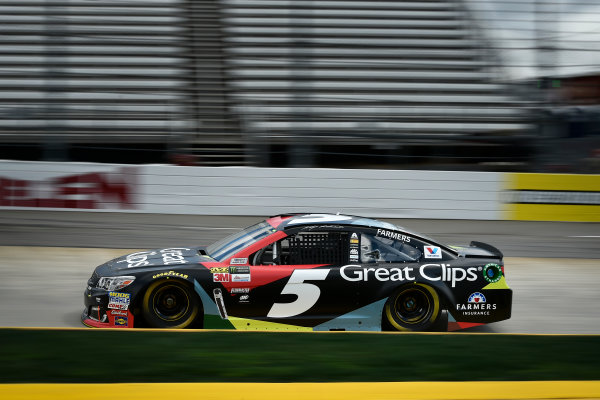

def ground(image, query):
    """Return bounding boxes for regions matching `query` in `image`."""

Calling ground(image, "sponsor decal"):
[456,292,497,315]
[121,248,191,268]
[108,292,131,310]
[230,258,248,265]
[303,224,345,231]
[213,273,229,282]
[420,263,480,287]
[230,287,250,294]
[120,251,155,268]
[468,292,486,303]
[340,263,480,288]
[239,294,250,303]
[340,264,415,282]
[505,190,600,206]
[152,270,189,279]
[114,316,128,326]
[376,229,411,243]
[230,266,251,282]
[108,292,130,298]
[350,232,359,245]
[351,233,358,239]
[213,288,228,319]
[229,266,250,274]
[483,263,503,283]
[504,173,600,222]
[109,309,128,317]
[0,168,136,210]
[210,267,229,274]
[231,274,251,282]
[349,247,359,261]
[424,246,442,259]
[160,248,190,265]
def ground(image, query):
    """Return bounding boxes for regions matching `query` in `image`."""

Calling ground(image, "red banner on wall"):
[0,167,137,210]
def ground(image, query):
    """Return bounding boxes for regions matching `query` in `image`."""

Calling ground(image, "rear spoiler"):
[470,241,503,259]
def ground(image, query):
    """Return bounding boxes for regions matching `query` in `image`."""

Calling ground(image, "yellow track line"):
[1,381,600,400]
[2,326,600,336]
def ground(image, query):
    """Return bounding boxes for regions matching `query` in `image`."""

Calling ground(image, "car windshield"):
[207,222,274,262]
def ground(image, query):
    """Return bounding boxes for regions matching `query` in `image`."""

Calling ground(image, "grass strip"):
[0,329,599,383]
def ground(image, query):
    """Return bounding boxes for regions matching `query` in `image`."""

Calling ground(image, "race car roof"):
[266,213,453,254]
[268,213,409,233]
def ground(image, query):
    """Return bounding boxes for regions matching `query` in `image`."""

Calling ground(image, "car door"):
[348,229,424,302]
[237,228,361,328]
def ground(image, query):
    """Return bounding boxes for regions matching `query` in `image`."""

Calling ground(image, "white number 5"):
[267,269,329,318]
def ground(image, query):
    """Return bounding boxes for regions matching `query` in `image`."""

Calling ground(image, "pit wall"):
[0,161,598,222]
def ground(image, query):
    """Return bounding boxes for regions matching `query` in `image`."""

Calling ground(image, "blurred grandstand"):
[0,0,598,171]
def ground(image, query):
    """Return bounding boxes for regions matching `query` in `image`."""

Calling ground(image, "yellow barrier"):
[504,173,600,222]
[1,381,600,400]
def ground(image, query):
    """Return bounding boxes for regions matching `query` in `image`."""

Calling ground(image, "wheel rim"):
[393,288,432,325]
[152,284,190,321]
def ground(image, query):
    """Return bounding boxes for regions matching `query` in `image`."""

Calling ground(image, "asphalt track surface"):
[0,210,599,333]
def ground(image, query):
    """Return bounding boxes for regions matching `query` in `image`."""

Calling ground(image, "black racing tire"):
[384,283,441,331]
[142,280,201,329]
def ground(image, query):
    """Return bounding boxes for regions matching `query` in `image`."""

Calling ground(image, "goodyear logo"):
[210,267,229,274]
[152,270,189,279]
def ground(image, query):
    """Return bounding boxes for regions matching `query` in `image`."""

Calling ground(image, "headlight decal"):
[97,276,136,291]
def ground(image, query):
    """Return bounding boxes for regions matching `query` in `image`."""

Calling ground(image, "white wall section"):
[0,161,504,220]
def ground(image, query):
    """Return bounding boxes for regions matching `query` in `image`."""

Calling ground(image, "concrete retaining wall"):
[2,161,598,221]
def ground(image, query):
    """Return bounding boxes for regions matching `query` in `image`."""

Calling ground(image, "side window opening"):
[361,233,421,263]
[286,231,349,265]
[251,241,282,265]
[252,231,349,265]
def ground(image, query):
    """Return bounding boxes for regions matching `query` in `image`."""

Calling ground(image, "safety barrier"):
[503,173,600,222]
[1,161,598,222]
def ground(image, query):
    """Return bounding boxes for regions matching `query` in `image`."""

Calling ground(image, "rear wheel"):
[384,284,440,331]
[142,280,201,328]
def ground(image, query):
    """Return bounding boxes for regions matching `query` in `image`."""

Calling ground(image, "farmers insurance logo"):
[456,292,497,315]
[468,292,486,304]
[424,246,442,259]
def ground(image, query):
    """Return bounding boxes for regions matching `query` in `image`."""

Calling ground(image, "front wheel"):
[384,284,440,331]
[142,280,201,328]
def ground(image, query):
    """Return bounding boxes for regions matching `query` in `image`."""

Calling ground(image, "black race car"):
[82,213,512,331]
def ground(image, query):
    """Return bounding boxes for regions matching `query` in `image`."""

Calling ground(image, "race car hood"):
[99,246,213,273]
[452,241,503,259]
